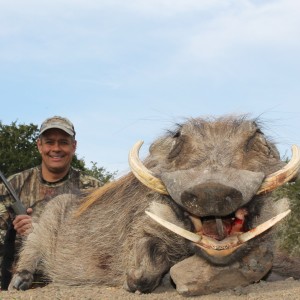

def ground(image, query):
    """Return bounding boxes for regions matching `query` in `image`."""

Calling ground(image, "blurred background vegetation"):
[273,179,300,257]
[0,121,116,184]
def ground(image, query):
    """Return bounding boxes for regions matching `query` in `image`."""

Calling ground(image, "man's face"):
[37,129,77,174]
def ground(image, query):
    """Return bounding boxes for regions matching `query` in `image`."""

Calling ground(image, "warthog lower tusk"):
[145,211,201,243]
[129,141,300,196]
[145,209,291,257]
[237,209,291,242]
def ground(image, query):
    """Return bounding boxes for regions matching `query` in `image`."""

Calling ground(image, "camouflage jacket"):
[0,166,102,244]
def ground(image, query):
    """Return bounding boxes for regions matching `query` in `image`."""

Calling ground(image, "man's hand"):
[12,208,33,236]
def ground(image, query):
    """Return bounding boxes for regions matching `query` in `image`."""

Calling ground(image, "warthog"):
[9,116,300,295]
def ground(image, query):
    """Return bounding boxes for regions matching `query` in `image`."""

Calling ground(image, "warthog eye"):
[173,130,181,138]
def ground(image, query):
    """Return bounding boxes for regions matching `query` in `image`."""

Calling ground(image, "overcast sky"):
[1,0,300,176]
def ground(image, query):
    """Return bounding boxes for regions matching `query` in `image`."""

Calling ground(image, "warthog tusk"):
[145,211,201,243]
[129,141,300,196]
[145,209,291,257]
[188,214,203,232]
[256,145,300,194]
[237,209,291,242]
[128,141,168,195]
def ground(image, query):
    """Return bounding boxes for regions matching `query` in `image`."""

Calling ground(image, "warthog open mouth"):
[129,141,300,257]
[145,209,290,257]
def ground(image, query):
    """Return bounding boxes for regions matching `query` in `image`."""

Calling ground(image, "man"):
[0,116,102,289]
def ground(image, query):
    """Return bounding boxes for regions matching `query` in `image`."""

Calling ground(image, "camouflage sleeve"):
[0,183,10,249]
[0,184,6,215]
[0,209,9,249]
[0,183,11,230]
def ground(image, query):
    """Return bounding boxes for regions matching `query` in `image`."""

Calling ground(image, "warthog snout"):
[181,182,243,217]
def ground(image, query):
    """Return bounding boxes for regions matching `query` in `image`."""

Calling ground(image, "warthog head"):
[129,116,299,264]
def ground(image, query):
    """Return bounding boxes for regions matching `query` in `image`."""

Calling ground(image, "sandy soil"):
[1,278,300,300]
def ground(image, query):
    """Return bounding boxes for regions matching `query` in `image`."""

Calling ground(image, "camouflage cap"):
[39,116,76,137]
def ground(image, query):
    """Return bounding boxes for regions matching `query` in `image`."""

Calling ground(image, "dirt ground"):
[1,277,300,300]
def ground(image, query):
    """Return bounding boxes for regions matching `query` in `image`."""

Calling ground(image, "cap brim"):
[40,125,74,136]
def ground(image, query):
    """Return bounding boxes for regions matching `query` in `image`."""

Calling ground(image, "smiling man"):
[0,116,102,289]
[37,116,78,183]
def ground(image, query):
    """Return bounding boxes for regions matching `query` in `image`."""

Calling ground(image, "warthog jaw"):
[129,141,300,195]
[145,209,291,257]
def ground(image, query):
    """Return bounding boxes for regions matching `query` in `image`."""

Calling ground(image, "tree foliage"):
[0,121,41,177]
[83,161,117,184]
[0,121,115,184]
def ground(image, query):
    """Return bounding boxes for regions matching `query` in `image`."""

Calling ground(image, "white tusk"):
[257,145,300,194]
[238,209,291,243]
[189,214,203,232]
[145,211,201,243]
[129,141,168,195]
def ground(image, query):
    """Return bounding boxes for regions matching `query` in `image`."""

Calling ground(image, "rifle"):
[0,171,27,290]
[0,170,27,215]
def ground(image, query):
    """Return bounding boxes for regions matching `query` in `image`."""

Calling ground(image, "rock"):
[170,245,273,296]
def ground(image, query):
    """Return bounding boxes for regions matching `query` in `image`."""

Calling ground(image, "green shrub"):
[273,179,300,256]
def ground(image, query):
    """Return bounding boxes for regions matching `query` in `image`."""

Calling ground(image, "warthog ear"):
[129,142,300,196]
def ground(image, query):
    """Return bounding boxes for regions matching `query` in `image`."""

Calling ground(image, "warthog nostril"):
[181,182,243,216]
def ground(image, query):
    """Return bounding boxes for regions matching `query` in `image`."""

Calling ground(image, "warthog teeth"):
[145,209,291,257]
[188,214,203,232]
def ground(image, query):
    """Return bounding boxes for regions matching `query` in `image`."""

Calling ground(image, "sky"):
[1,0,300,177]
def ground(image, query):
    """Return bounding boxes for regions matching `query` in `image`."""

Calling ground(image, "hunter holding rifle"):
[0,116,102,290]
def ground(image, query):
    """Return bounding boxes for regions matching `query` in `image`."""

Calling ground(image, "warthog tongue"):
[200,217,232,241]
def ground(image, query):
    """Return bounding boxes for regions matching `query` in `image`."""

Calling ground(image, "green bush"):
[273,179,300,256]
